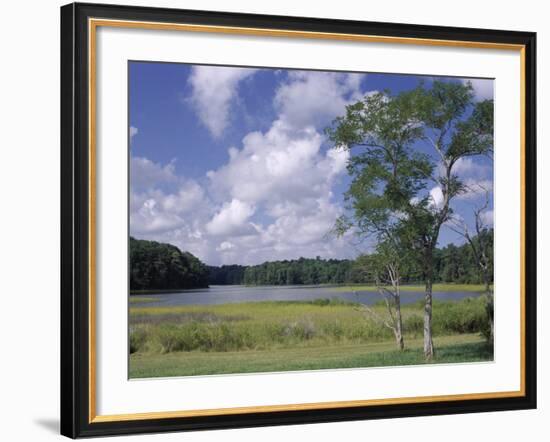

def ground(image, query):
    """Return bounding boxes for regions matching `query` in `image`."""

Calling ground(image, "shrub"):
[309,298,357,307]
[154,322,258,353]
[479,294,494,342]
[404,314,423,336]
[432,297,490,334]
[311,298,330,306]
[129,327,147,353]
[155,324,186,353]
[321,321,345,340]
[282,317,317,340]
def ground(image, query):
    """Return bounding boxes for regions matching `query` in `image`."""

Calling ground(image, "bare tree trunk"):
[395,295,404,351]
[371,263,406,352]
[389,265,405,351]
[488,293,494,341]
[483,271,494,342]
[423,251,434,359]
[483,272,490,295]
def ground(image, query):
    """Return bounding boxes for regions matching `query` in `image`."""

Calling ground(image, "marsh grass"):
[130,311,250,326]
[129,297,158,304]
[129,297,491,354]
[332,283,491,293]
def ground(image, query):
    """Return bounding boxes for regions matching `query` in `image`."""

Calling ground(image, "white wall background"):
[0,0,546,440]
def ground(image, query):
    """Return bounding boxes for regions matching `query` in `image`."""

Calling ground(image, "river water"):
[131,285,482,308]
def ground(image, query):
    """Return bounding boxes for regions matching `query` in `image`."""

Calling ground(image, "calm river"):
[131,285,482,308]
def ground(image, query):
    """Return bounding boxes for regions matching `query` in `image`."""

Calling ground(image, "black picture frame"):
[61,2,537,438]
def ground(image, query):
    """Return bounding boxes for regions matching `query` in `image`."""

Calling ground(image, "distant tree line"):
[209,229,493,286]
[208,265,246,285]
[130,230,493,290]
[433,229,493,285]
[130,237,209,291]
[242,257,354,286]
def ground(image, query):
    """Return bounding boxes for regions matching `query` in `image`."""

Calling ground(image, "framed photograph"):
[60,2,536,438]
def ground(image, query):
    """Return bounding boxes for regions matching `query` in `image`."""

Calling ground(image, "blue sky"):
[129,61,494,266]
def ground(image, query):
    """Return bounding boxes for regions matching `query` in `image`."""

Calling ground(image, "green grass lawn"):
[130,333,492,378]
[331,283,491,293]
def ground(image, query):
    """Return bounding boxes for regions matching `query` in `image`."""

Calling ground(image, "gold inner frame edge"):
[87,17,527,424]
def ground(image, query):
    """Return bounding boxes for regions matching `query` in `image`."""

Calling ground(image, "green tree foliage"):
[130,232,493,289]
[242,257,354,286]
[208,265,247,285]
[130,237,209,291]
[434,229,493,284]
[351,229,493,285]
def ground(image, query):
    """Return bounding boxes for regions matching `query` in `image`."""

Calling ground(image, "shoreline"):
[130,282,490,296]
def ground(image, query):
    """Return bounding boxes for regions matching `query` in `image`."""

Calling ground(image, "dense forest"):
[130,229,493,290]
[433,232,494,285]
[130,237,209,291]
[208,265,246,285]
[209,230,493,286]
[243,258,353,285]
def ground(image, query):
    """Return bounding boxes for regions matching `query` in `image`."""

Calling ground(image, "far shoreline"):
[130,282,490,296]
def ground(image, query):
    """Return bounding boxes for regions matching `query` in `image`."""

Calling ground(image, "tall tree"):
[328,81,493,358]
[412,83,493,357]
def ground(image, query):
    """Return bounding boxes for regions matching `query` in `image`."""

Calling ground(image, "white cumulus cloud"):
[130,181,208,235]
[457,179,493,201]
[129,155,215,263]
[208,119,349,209]
[275,71,365,130]
[130,156,177,191]
[452,157,488,177]
[206,199,256,236]
[204,117,351,263]
[429,186,444,209]
[188,65,257,138]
